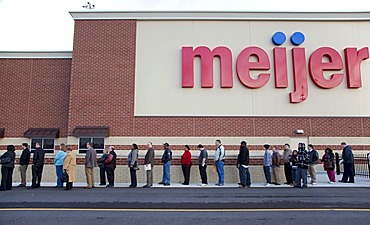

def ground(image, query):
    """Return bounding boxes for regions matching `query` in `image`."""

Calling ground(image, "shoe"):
[163,183,170,186]
[328,181,333,184]
[265,183,270,187]
[284,182,289,184]
[99,184,106,186]
[181,182,189,185]
[312,182,317,185]
[339,180,348,183]
[158,182,165,185]
[237,182,242,185]
[246,185,251,188]
[142,185,150,188]
[218,183,224,186]
[84,187,92,189]
[274,183,281,185]
[17,184,26,187]
[294,185,301,188]
[106,185,114,188]
[301,185,308,189]
[200,183,207,186]
[238,185,246,188]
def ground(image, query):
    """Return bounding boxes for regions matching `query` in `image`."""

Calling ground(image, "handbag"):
[0,156,11,164]
[324,161,333,169]
[61,171,69,183]
[144,164,151,171]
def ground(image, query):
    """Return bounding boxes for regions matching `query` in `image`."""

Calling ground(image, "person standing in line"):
[181,145,192,185]
[289,150,299,187]
[282,143,293,185]
[143,142,155,188]
[322,148,336,183]
[128,143,139,188]
[84,142,97,189]
[63,147,76,190]
[263,144,272,187]
[0,145,16,191]
[98,149,108,186]
[197,144,208,186]
[30,142,45,189]
[271,146,282,185]
[307,144,319,185]
[54,143,67,188]
[214,140,225,186]
[104,146,117,188]
[237,141,251,188]
[295,143,309,188]
[18,143,30,187]
[159,142,172,186]
[339,142,355,183]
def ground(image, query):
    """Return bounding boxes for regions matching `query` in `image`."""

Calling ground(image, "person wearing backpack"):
[214,140,225,186]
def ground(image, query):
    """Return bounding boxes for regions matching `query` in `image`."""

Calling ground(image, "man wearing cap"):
[159,142,172,186]
[197,144,208,186]
[214,140,225,186]
[237,141,251,188]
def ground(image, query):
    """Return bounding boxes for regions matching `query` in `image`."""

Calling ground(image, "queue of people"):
[0,141,357,191]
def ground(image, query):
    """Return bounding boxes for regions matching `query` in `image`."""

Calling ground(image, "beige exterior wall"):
[135,20,370,116]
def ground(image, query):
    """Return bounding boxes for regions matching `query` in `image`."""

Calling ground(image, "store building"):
[0,11,369,183]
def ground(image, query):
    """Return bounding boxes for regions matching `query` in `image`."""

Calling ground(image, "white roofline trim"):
[0,51,73,59]
[69,11,370,21]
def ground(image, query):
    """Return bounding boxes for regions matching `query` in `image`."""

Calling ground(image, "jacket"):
[214,145,225,162]
[342,145,354,164]
[0,151,16,168]
[263,149,272,166]
[19,148,31,165]
[63,151,76,182]
[237,146,249,166]
[54,150,67,166]
[104,151,117,167]
[282,148,292,163]
[128,149,139,168]
[272,151,282,167]
[296,148,309,169]
[98,153,108,167]
[181,150,192,166]
[161,148,172,164]
[144,147,155,166]
[308,149,319,164]
[85,147,97,168]
[322,152,335,171]
[33,147,45,167]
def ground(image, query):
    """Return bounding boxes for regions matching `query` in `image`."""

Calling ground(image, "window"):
[31,138,55,154]
[78,137,105,154]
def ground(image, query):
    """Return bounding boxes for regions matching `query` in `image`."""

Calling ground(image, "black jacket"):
[33,147,45,166]
[20,148,31,165]
[105,151,117,167]
[144,148,155,166]
[297,148,309,169]
[342,145,354,164]
[308,149,319,164]
[237,146,249,166]
[0,150,16,168]
[161,148,172,163]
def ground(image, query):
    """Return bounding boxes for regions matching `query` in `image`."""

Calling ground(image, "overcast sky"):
[0,0,370,51]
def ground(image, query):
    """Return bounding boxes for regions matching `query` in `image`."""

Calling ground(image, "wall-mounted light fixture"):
[294,129,304,134]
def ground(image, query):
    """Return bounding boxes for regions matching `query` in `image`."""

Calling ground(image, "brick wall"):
[0,59,71,137]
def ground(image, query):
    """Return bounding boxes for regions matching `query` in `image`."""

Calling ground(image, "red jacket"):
[181,150,192,166]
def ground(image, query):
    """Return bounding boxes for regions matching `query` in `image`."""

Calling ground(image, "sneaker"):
[312,182,317,185]
[17,184,26,187]
[163,183,170,186]
[218,183,224,186]
[200,183,207,186]
[158,182,165,185]
[328,181,333,184]
[265,183,271,187]
[238,185,245,188]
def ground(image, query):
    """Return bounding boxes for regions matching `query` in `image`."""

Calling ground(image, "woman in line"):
[63,147,76,190]
[98,149,109,186]
[289,150,298,187]
[54,143,67,188]
[181,145,192,185]
[322,148,336,183]
[0,145,16,191]
[128,143,139,188]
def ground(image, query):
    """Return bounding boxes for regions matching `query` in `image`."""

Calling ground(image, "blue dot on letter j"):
[272,32,286,45]
[290,32,305,46]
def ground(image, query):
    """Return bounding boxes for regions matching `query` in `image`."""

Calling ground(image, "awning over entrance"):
[0,128,4,138]
[24,128,60,138]
[72,126,109,137]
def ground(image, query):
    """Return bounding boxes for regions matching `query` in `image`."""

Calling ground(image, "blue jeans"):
[263,165,271,183]
[55,165,63,187]
[292,167,297,183]
[215,160,224,185]
[162,161,171,184]
[296,167,307,186]
[238,165,251,187]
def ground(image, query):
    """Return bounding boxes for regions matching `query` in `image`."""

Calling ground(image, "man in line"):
[295,143,309,188]
[214,140,225,186]
[263,144,272,187]
[30,142,45,189]
[307,144,319,185]
[143,142,155,188]
[159,142,172,186]
[339,142,355,183]
[271,146,282,185]
[18,143,30,187]
[104,146,117,188]
[198,144,208,186]
[282,143,293,185]
[53,143,67,188]
[237,141,251,188]
[85,142,97,189]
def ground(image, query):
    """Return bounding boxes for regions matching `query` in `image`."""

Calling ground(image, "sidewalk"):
[14,172,370,188]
